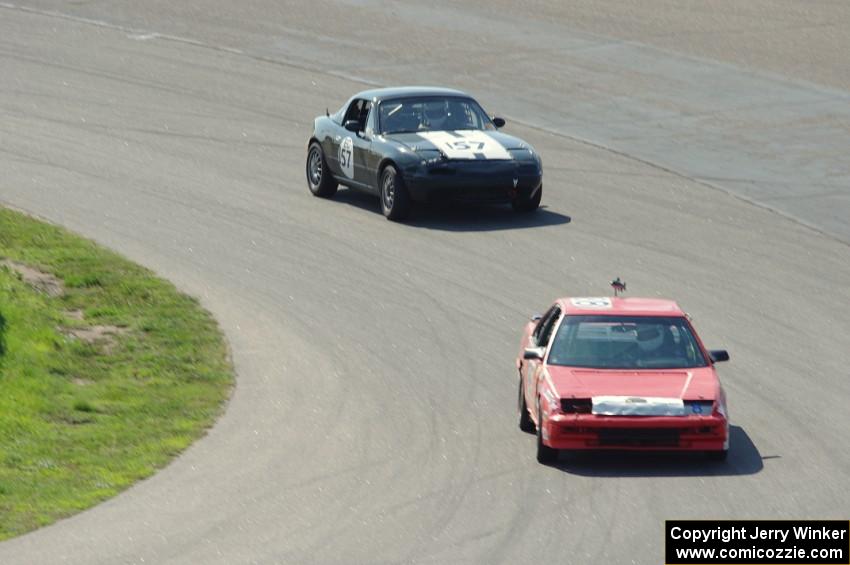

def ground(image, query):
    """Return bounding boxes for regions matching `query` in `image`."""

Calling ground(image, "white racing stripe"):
[417,130,512,160]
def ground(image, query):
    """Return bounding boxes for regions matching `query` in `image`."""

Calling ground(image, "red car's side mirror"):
[523,347,545,361]
[709,350,730,363]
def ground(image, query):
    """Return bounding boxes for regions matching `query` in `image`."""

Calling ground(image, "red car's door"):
[521,305,561,422]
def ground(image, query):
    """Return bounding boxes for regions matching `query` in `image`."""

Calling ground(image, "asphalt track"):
[1,2,849,564]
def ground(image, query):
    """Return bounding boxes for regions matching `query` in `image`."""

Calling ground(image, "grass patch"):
[0,207,233,540]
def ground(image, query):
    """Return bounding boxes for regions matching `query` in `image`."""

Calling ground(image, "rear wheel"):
[380,164,411,221]
[512,183,542,213]
[535,399,558,464]
[306,141,338,198]
[518,378,535,434]
[705,449,728,462]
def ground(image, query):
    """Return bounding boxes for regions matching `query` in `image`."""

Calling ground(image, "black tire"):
[306,141,338,198]
[380,164,411,221]
[535,399,558,464]
[705,449,728,462]
[512,183,542,213]
[518,378,535,433]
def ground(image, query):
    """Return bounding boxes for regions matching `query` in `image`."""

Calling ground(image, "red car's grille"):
[596,428,680,447]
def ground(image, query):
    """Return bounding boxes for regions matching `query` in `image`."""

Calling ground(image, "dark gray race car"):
[306,87,543,221]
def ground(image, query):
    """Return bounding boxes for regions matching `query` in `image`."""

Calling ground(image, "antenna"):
[610,277,626,297]
[326,108,330,117]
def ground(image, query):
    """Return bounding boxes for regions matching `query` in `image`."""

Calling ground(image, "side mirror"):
[709,350,730,363]
[523,347,545,361]
[530,313,542,322]
[343,119,360,132]
[492,117,506,128]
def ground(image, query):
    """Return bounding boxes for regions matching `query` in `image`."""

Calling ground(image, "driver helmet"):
[424,100,448,130]
[636,324,664,353]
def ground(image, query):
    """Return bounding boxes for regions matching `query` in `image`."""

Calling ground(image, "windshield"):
[379,96,494,134]
[548,315,709,369]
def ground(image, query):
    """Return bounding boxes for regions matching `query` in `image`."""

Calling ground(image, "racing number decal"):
[445,140,485,151]
[338,137,354,179]
[417,131,511,160]
[570,297,612,309]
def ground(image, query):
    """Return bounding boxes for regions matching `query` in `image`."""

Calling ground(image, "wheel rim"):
[307,148,322,186]
[382,171,395,210]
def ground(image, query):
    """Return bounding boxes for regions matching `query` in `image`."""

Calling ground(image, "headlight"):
[561,398,592,414]
[522,143,538,158]
[418,151,446,167]
[509,148,541,167]
[684,401,714,415]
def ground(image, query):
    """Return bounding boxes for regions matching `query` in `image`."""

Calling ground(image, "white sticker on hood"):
[570,297,612,309]
[592,396,685,416]
[417,130,511,160]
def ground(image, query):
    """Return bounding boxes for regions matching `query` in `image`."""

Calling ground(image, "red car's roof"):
[556,297,685,317]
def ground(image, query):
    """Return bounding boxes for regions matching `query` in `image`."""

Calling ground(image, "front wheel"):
[306,141,338,198]
[512,183,542,213]
[380,164,411,221]
[535,399,558,464]
[518,378,535,434]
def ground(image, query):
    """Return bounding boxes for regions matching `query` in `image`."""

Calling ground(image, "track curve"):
[1,3,849,564]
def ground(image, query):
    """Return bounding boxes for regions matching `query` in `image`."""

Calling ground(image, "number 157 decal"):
[338,137,354,178]
[446,140,485,151]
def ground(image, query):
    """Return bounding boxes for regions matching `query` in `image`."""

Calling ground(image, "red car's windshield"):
[547,315,709,369]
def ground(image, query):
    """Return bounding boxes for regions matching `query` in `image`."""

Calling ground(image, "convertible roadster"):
[305,87,543,220]
[517,293,730,464]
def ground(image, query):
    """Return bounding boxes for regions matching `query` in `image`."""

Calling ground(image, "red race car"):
[516,288,730,464]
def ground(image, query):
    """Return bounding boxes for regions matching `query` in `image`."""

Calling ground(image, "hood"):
[385,129,529,160]
[546,366,719,401]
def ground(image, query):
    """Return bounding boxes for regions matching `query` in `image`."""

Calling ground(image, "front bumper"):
[541,414,728,451]
[405,160,542,204]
